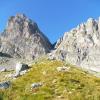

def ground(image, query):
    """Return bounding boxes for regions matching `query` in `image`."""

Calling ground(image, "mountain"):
[0,15,100,100]
[52,18,100,72]
[0,14,52,62]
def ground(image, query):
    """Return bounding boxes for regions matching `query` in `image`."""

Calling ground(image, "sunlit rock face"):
[0,14,52,60]
[53,18,100,72]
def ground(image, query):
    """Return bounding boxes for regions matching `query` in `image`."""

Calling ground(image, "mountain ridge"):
[52,17,100,72]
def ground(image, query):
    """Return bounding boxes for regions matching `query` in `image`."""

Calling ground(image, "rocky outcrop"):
[0,14,52,61]
[53,18,100,72]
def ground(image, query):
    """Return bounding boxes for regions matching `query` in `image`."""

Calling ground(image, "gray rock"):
[15,62,29,77]
[0,81,11,89]
[31,82,42,89]
[53,17,100,73]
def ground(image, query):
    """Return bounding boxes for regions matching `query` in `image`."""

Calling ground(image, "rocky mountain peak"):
[0,14,52,62]
[3,13,39,39]
[53,17,100,72]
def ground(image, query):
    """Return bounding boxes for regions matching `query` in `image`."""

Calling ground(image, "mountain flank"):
[52,18,100,73]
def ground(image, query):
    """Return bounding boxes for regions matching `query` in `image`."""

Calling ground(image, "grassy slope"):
[0,58,100,100]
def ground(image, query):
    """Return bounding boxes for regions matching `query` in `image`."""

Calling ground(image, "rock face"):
[0,14,52,61]
[53,18,100,72]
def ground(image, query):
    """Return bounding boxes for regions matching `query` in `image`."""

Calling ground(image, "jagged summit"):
[52,17,100,72]
[3,13,39,38]
[0,14,52,61]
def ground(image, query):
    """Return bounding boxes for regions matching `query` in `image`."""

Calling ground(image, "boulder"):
[0,81,11,89]
[31,82,42,89]
[15,62,29,76]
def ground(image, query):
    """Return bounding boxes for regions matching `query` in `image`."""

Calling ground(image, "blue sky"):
[0,0,100,43]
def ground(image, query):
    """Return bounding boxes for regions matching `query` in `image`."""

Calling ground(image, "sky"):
[0,0,100,43]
